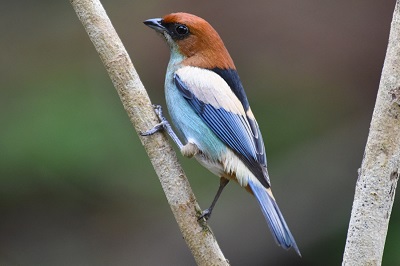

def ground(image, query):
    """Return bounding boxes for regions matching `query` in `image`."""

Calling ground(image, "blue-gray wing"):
[174,66,270,188]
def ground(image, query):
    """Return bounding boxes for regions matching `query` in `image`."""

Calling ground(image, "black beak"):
[143,18,166,33]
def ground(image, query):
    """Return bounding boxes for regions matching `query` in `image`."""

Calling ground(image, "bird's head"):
[144,12,235,69]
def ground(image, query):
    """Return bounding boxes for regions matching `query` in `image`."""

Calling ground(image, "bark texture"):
[69,0,229,265]
[342,1,400,265]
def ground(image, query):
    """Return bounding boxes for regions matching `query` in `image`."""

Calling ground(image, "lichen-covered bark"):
[69,0,229,265]
[342,1,400,265]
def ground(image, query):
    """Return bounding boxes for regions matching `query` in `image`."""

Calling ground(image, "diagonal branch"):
[69,0,229,265]
[342,1,400,265]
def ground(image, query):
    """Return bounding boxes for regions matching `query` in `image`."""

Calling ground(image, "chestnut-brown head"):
[144,12,235,69]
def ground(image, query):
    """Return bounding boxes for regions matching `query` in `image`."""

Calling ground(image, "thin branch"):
[69,0,229,265]
[342,1,400,265]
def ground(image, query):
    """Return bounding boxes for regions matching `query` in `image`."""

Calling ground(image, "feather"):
[212,67,267,167]
[174,66,270,188]
[248,178,301,256]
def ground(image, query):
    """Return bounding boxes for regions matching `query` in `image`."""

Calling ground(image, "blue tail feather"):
[248,178,301,256]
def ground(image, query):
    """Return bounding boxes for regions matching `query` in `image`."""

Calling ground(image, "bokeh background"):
[0,1,398,265]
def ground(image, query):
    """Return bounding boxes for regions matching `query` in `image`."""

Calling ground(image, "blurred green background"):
[0,1,398,265]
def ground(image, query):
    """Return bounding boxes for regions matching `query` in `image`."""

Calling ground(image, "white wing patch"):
[175,66,246,116]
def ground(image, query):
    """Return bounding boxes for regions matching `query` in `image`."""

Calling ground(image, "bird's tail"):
[248,178,301,256]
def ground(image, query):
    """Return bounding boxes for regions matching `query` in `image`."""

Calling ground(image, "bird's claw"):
[140,104,167,136]
[152,104,164,120]
[141,104,185,149]
[140,122,165,136]
[198,208,212,221]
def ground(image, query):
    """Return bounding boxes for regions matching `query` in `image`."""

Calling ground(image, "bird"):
[141,12,300,256]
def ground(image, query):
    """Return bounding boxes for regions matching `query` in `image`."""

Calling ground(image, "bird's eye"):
[175,24,189,36]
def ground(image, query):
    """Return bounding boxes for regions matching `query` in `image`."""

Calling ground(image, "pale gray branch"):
[69,0,229,265]
[342,1,400,265]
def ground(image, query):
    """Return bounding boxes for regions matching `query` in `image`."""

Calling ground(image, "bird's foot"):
[140,121,166,136]
[140,104,185,149]
[152,104,165,121]
[140,104,168,136]
[198,208,212,221]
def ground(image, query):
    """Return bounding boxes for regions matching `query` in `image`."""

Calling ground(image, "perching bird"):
[142,12,300,256]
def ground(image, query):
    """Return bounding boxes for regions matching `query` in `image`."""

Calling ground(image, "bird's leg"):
[140,104,184,149]
[199,177,229,221]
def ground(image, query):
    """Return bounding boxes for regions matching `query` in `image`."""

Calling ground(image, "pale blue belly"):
[165,80,226,163]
